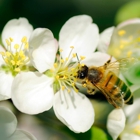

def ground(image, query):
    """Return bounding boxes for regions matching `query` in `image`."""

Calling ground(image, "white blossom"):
[11,15,100,133]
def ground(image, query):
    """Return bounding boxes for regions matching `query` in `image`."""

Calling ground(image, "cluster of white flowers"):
[0,14,140,138]
[0,15,105,133]
[100,19,140,140]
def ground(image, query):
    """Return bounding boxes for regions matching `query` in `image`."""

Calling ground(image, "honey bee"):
[77,56,135,108]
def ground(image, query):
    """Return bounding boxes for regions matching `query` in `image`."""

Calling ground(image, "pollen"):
[21,36,27,43]
[81,63,85,66]
[73,53,76,57]
[83,83,87,87]
[0,36,30,76]
[70,46,74,48]
[6,39,10,46]
[48,46,84,94]
[14,44,19,49]
[54,63,58,68]
[138,114,140,120]
[80,56,85,60]
[9,37,13,42]
[134,125,140,135]
[127,51,132,57]
[118,30,126,36]
[60,59,64,63]
[61,86,65,90]
[59,48,63,52]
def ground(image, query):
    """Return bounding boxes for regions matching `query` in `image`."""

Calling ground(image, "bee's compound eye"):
[77,65,88,79]
[78,72,86,79]
[78,71,86,79]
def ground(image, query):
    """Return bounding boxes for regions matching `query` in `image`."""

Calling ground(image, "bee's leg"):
[87,88,95,95]
[104,56,112,68]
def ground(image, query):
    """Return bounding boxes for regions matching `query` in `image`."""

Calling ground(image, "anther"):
[21,36,27,43]
[82,83,87,87]
[70,46,74,48]
[61,59,64,63]
[6,39,10,46]
[59,48,63,52]
[54,63,58,68]
[61,86,65,90]
[9,37,13,42]
[73,53,76,57]
[80,56,85,60]
[14,44,19,49]
[118,30,126,36]
[15,67,21,72]
[24,43,29,49]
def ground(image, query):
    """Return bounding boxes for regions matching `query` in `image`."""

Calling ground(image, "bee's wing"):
[93,83,124,108]
[100,57,138,75]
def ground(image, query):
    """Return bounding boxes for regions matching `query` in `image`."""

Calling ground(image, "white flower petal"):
[123,98,140,123]
[107,109,126,140]
[8,129,37,140]
[29,28,58,73]
[121,133,140,140]
[0,106,17,139]
[0,45,5,66]
[83,52,115,67]
[117,18,140,29]
[11,72,54,114]
[59,15,99,58]
[97,26,114,52]
[2,18,33,51]
[53,89,94,133]
[0,71,14,100]
[108,18,140,59]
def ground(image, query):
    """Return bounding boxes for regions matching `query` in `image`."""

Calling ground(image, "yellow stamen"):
[70,46,74,48]
[127,51,132,57]
[59,48,63,52]
[11,60,15,65]
[118,30,126,36]
[14,44,19,49]
[61,86,65,90]
[81,63,85,66]
[119,44,124,49]
[54,63,57,68]
[61,59,64,63]
[83,83,87,87]
[0,52,5,56]
[6,39,10,46]
[24,42,29,49]
[5,52,11,57]
[138,114,140,120]
[21,36,27,43]
[9,37,13,42]
[73,53,76,57]
[80,56,85,60]
[15,67,21,72]
[56,75,59,79]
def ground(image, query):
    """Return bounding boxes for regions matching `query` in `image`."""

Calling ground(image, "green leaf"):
[115,0,140,24]
[91,126,112,140]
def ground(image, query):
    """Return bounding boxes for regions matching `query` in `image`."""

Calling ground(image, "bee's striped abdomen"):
[120,83,133,104]
[103,71,133,105]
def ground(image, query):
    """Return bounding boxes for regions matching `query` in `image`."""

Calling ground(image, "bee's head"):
[77,65,88,79]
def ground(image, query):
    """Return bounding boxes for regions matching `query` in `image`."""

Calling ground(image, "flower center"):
[45,46,85,93]
[0,36,29,76]
[108,29,140,58]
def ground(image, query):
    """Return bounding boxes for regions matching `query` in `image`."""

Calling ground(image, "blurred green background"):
[0,0,140,38]
[0,0,140,139]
